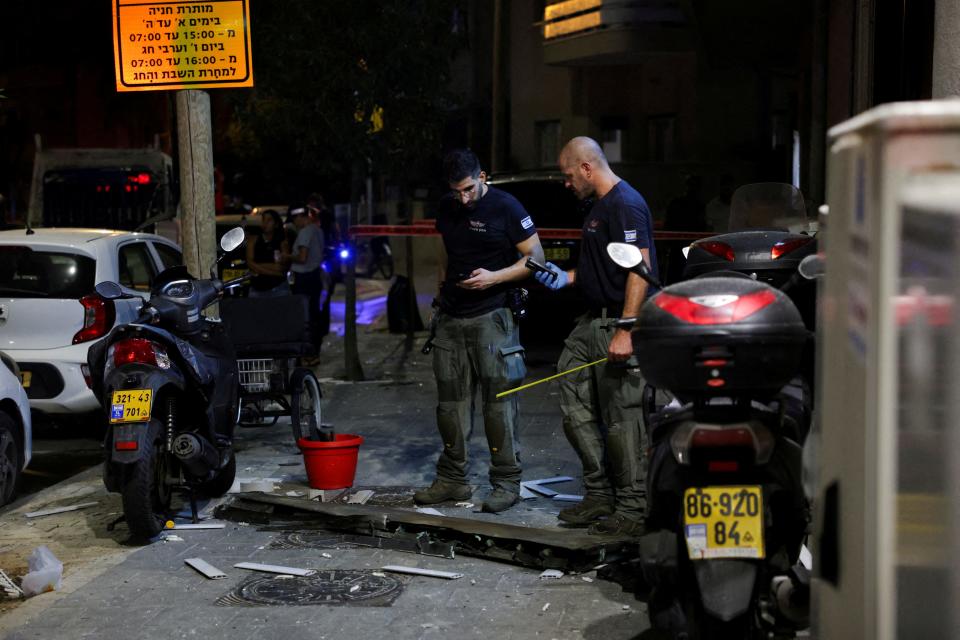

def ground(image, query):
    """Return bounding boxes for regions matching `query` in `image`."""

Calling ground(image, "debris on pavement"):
[24,501,98,518]
[309,488,345,502]
[539,569,564,580]
[347,490,375,504]
[234,562,317,577]
[0,569,24,598]
[184,558,227,580]
[552,494,583,502]
[239,480,277,493]
[581,576,594,583]
[165,522,226,530]
[160,534,184,542]
[381,565,463,580]
[455,502,475,508]
[415,507,444,516]
[521,476,575,498]
[321,553,332,559]
[542,602,551,612]
[20,546,63,596]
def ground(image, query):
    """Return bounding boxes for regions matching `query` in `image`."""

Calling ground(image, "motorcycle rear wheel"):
[290,368,322,442]
[120,419,171,540]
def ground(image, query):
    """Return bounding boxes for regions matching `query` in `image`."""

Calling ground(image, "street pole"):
[344,161,365,381]
[490,0,507,172]
[933,0,960,97]
[176,90,216,282]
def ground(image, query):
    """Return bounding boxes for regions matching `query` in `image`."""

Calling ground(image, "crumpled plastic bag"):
[21,546,63,596]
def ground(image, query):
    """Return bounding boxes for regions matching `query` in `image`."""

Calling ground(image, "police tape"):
[495,357,608,399]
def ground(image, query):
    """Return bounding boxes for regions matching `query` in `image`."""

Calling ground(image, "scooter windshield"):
[728,183,807,233]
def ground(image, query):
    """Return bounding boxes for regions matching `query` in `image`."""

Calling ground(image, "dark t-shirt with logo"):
[576,180,658,311]
[436,186,536,318]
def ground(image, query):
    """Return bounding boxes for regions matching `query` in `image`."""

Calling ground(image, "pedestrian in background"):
[247,209,291,298]
[535,136,656,537]
[285,206,326,360]
[308,193,338,339]
[414,148,544,514]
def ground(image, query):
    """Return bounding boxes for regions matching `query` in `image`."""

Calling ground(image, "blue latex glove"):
[534,262,567,290]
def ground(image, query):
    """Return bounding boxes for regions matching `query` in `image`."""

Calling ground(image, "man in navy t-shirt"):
[414,148,544,514]
[534,136,655,536]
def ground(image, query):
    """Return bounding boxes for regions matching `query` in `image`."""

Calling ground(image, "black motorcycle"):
[88,228,249,539]
[605,185,816,637]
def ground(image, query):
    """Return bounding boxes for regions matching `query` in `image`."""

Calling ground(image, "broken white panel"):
[552,494,583,502]
[309,488,345,502]
[381,565,463,580]
[521,482,558,497]
[415,507,444,517]
[519,485,537,500]
[800,544,812,570]
[539,569,564,580]
[168,523,227,530]
[346,490,375,504]
[24,502,98,518]
[527,476,574,486]
[234,562,316,577]
[185,558,227,580]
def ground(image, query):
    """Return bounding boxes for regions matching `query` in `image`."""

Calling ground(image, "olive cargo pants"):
[431,307,525,492]
[558,314,648,518]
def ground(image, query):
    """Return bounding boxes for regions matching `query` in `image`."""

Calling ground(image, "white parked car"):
[0,229,183,417]
[0,350,31,506]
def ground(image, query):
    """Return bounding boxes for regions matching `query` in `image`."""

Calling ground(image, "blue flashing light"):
[339,248,351,260]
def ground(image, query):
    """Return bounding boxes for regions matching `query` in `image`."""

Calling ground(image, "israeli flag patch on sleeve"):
[521,216,534,230]
[624,229,637,242]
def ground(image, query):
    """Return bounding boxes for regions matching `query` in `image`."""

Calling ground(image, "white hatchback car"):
[0,350,32,506]
[0,229,183,417]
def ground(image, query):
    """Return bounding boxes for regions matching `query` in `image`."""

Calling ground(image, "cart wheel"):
[290,368,322,442]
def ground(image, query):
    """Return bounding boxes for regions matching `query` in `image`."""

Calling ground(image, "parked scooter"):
[88,228,249,539]
[608,242,811,638]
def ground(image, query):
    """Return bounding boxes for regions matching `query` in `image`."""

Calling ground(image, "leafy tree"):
[223,0,466,202]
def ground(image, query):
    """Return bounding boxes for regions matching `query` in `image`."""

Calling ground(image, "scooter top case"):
[683,230,816,289]
[631,277,808,400]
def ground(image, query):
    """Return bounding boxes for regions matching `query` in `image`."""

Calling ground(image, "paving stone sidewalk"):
[0,324,649,640]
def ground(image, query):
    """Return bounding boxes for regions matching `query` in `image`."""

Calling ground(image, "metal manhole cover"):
[267,532,360,550]
[217,570,405,607]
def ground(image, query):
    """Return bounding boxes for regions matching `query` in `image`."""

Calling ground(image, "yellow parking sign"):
[112,0,254,92]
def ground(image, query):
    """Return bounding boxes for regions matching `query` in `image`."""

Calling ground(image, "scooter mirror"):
[798,253,825,280]
[220,227,245,253]
[607,242,643,269]
[95,281,126,300]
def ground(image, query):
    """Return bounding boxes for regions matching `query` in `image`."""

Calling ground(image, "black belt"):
[587,306,623,319]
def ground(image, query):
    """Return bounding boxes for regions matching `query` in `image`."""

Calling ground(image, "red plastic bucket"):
[297,434,364,490]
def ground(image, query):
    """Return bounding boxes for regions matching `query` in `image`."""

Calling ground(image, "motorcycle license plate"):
[544,247,570,261]
[223,268,248,281]
[109,389,152,424]
[683,486,764,560]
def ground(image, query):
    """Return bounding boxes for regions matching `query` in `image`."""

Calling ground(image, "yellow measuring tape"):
[495,357,608,399]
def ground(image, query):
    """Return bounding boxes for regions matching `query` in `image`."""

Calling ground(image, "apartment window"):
[648,115,677,162]
[536,121,562,167]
